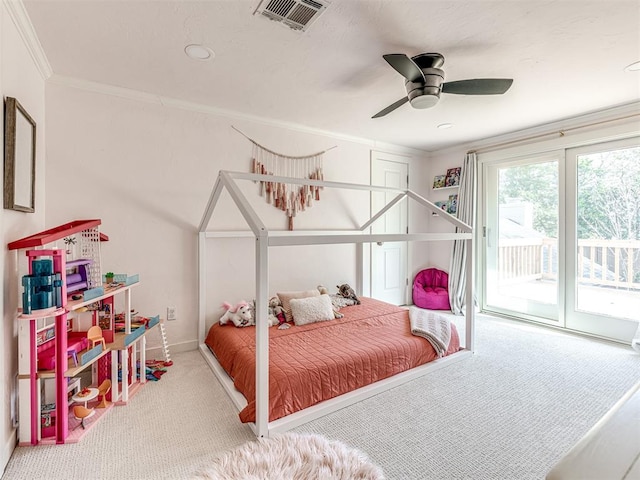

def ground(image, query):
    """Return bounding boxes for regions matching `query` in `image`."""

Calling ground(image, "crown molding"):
[432,101,640,156]
[3,0,52,79]
[47,73,429,157]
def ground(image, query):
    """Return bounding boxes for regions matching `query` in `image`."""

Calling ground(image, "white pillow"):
[277,289,321,323]
[289,294,334,326]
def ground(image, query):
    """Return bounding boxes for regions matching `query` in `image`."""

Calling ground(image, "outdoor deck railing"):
[498,238,640,290]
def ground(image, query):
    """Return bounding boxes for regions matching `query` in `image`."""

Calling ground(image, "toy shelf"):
[432,185,459,191]
[66,282,139,312]
[111,316,160,350]
[38,347,110,379]
[18,307,65,320]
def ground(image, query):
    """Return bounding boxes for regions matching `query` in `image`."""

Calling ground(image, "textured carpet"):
[2,314,639,480]
[193,432,385,479]
[293,315,640,479]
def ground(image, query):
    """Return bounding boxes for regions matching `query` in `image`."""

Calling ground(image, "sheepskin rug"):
[193,432,385,479]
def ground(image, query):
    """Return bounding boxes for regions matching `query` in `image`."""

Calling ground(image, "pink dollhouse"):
[10,220,155,445]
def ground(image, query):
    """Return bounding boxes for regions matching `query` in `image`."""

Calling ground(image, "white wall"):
[43,82,431,353]
[1,1,46,470]
[424,149,467,271]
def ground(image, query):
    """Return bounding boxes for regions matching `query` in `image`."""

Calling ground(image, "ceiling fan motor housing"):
[406,67,444,108]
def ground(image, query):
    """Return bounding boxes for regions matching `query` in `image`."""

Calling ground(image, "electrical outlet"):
[167,306,177,321]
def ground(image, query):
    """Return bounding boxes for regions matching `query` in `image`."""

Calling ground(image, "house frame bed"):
[198,170,475,437]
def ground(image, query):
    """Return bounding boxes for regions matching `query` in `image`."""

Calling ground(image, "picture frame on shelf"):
[432,174,446,189]
[432,200,448,215]
[445,167,461,187]
[447,194,458,214]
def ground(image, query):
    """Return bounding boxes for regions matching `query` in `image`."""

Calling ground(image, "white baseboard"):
[1,428,17,475]
[145,340,198,358]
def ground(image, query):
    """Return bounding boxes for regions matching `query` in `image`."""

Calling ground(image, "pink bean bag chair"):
[412,268,451,310]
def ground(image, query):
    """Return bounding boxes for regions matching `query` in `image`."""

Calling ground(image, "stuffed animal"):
[219,301,253,327]
[318,285,344,319]
[336,283,361,305]
[268,296,286,326]
[241,299,280,327]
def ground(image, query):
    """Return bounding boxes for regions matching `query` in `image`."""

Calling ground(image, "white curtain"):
[449,152,477,315]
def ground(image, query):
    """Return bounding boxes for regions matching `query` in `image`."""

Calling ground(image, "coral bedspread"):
[205,297,460,423]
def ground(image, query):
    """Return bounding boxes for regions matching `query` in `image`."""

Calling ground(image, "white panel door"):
[371,152,408,305]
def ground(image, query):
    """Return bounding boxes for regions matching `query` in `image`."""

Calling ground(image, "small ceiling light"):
[624,60,640,72]
[409,95,439,109]
[437,123,453,129]
[185,44,214,61]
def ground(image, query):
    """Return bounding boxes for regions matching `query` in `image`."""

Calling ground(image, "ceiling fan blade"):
[372,97,409,118]
[442,78,513,95]
[383,54,424,83]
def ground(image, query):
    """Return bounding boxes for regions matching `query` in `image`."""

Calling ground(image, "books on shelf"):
[433,194,458,215]
[432,175,446,189]
[433,167,461,189]
[445,167,461,187]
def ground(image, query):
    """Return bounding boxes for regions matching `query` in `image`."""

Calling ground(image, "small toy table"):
[71,388,98,408]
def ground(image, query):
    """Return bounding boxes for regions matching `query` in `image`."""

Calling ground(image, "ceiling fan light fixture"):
[624,60,640,72]
[409,94,439,109]
[185,44,215,61]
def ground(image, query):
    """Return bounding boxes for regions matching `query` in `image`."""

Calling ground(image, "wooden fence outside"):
[498,238,640,290]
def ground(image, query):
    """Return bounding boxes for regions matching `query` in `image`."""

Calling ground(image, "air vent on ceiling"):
[254,0,329,32]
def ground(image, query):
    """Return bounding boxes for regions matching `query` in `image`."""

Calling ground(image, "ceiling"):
[23,0,640,152]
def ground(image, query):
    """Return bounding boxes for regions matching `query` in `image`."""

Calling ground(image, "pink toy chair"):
[412,268,451,310]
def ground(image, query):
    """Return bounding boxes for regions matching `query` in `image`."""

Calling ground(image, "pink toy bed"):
[37,333,89,370]
[205,296,460,423]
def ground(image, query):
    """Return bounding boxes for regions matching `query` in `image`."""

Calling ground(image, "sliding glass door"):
[565,139,640,340]
[483,154,561,324]
[482,137,639,342]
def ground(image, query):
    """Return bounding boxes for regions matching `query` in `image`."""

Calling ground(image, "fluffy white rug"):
[193,432,385,479]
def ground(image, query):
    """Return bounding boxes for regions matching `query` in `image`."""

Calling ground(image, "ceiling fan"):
[372,53,513,118]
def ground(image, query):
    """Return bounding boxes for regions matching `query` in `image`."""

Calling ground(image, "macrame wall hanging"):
[233,126,336,230]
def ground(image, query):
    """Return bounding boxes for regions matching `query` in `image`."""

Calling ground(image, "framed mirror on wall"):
[4,96,36,213]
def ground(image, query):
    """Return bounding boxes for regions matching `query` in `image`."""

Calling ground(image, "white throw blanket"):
[409,307,451,357]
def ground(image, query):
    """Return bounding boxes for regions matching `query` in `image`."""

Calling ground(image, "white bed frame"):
[198,170,475,437]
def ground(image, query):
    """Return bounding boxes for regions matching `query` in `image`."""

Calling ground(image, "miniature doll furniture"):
[66,259,93,293]
[37,333,88,370]
[21,259,63,315]
[96,379,111,408]
[412,268,451,310]
[72,405,95,429]
[87,325,105,349]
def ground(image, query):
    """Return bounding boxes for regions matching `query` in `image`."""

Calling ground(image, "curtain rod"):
[232,125,338,159]
[468,112,640,155]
